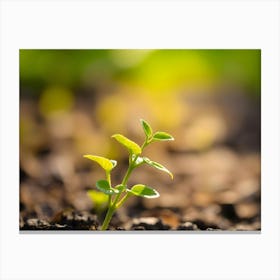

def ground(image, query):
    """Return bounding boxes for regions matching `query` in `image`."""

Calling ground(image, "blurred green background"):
[20,49,260,154]
[20,49,261,96]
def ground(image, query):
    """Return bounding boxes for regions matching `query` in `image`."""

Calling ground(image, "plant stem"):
[106,171,112,207]
[100,156,137,230]
[116,193,131,209]
[141,139,149,150]
[121,166,133,186]
[100,204,115,230]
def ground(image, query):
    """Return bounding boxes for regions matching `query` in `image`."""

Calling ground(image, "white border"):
[0,1,279,279]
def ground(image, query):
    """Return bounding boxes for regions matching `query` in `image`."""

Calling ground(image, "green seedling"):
[83,119,174,230]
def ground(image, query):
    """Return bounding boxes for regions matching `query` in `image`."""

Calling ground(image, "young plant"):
[83,119,174,230]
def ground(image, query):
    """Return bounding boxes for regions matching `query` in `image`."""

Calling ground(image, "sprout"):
[83,119,174,230]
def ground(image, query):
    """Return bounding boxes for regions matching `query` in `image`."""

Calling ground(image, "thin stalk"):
[116,193,131,209]
[100,205,115,230]
[111,161,135,207]
[100,171,114,230]
[141,139,149,150]
[106,171,112,207]
[121,166,133,186]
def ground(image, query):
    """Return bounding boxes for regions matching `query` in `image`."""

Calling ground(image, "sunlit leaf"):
[83,155,116,171]
[143,157,173,179]
[127,184,159,198]
[140,119,153,139]
[112,134,142,155]
[87,190,108,206]
[96,180,119,195]
[152,132,174,141]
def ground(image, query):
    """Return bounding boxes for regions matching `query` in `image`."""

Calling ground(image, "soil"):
[20,205,260,231]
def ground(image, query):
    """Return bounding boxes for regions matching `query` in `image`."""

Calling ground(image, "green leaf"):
[152,132,174,141]
[87,190,108,206]
[112,134,142,155]
[140,119,153,139]
[83,155,116,171]
[127,184,159,198]
[143,157,173,179]
[96,180,119,195]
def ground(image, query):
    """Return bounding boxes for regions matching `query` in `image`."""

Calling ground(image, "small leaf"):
[83,155,116,171]
[87,190,108,206]
[96,180,119,195]
[143,157,173,179]
[127,184,159,198]
[152,132,174,141]
[112,134,142,155]
[140,119,153,139]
